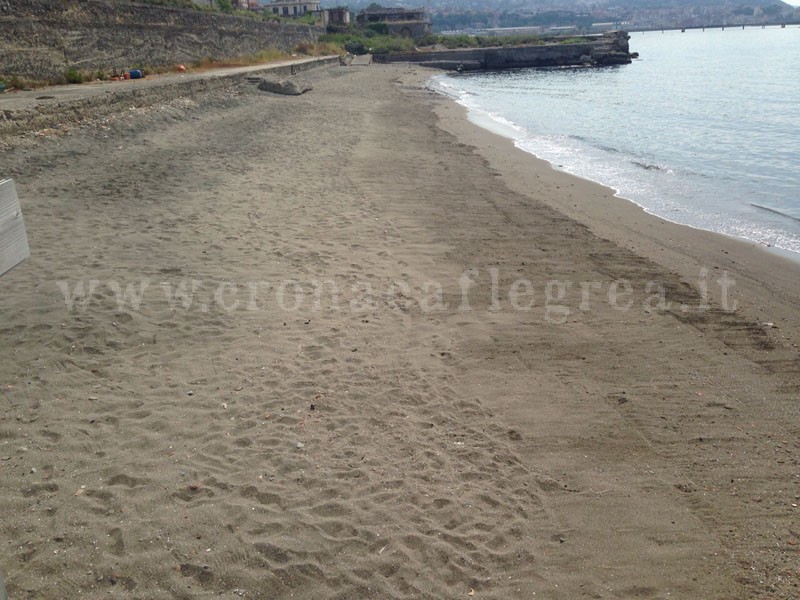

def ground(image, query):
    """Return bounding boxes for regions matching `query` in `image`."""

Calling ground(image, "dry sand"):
[1,64,799,599]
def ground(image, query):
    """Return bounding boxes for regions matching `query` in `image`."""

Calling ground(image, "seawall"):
[0,0,322,81]
[374,31,632,70]
[0,56,339,138]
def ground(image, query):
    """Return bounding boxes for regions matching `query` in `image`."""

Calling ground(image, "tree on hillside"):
[216,0,234,13]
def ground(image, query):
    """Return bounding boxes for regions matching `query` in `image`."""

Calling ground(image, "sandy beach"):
[1,64,799,599]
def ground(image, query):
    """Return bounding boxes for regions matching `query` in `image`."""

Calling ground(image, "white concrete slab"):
[0,179,30,276]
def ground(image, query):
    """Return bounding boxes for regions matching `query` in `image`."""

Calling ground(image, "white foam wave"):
[431,74,800,256]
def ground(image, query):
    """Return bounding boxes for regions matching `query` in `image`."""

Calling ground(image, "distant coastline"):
[629,21,800,32]
[374,31,633,71]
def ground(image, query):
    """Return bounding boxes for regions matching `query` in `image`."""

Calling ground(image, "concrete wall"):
[384,21,432,40]
[374,31,631,69]
[0,56,340,138]
[0,0,323,81]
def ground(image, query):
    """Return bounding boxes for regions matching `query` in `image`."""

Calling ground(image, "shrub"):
[416,34,438,47]
[295,13,317,25]
[558,36,589,45]
[65,68,84,84]
[366,22,389,35]
[9,75,27,88]
[319,31,418,56]
[366,35,415,54]
[326,23,355,35]
[318,33,345,44]
[344,40,367,55]
[319,33,369,55]
[215,0,233,14]
[439,34,479,49]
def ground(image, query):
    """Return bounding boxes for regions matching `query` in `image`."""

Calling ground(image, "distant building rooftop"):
[361,7,420,15]
[355,6,431,39]
[357,6,429,22]
[264,0,320,17]
[484,26,543,36]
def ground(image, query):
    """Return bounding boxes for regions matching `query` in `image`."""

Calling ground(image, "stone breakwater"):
[0,0,322,81]
[374,31,632,70]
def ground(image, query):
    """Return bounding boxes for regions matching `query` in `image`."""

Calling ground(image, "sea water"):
[432,27,800,256]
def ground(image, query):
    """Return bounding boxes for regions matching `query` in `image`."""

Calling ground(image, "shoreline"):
[423,72,800,351]
[428,69,800,265]
[470,102,800,265]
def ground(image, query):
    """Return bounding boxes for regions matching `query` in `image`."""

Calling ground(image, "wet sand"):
[0,64,799,599]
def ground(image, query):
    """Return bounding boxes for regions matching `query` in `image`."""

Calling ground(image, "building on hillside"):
[355,7,431,39]
[232,0,255,9]
[546,25,578,34]
[312,6,351,26]
[265,0,320,17]
[590,21,622,31]
[483,26,543,36]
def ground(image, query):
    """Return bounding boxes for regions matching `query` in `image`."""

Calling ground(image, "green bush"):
[326,23,356,35]
[366,22,389,35]
[415,34,436,46]
[320,32,370,55]
[300,13,317,24]
[365,35,415,54]
[319,33,353,45]
[215,0,233,14]
[558,36,589,45]
[438,34,479,49]
[65,68,84,84]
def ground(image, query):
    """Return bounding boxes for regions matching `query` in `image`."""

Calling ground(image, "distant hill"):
[324,0,794,9]
[596,0,792,8]
[324,0,798,32]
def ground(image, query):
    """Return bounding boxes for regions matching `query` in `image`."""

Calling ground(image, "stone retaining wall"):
[0,0,322,81]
